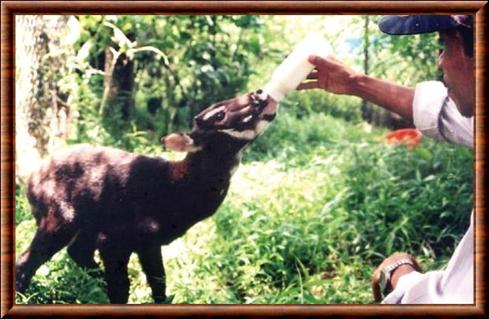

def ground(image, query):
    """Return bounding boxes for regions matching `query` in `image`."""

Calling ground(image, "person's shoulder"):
[415,80,446,91]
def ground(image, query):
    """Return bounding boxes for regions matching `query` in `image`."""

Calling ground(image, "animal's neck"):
[169,149,242,184]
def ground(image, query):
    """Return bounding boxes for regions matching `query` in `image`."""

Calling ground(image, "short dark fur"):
[16,91,275,303]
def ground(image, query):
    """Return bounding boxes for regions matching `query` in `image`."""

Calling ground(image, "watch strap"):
[380,258,416,297]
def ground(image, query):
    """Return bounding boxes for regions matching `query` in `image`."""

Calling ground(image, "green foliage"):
[15,220,108,304]
[342,141,472,263]
[16,184,31,226]
[16,112,473,304]
[74,15,270,144]
[163,114,471,304]
[279,90,363,123]
[70,15,442,147]
[355,16,441,86]
[16,15,468,305]
[247,108,370,163]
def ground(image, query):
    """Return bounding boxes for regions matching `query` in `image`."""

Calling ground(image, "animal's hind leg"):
[16,223,78,293]
[137,245,166,303]
[67,230,101,276]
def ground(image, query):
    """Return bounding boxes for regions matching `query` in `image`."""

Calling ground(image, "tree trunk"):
[15,15,78,182]
[361,16,372,122]
[100,48,135,119]
[361,17,411,129]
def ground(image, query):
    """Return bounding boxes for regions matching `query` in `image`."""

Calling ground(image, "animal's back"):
[17,89,279,303]
[26,144,139,225]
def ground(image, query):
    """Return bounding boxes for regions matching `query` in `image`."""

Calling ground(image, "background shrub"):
[15,15,472,304]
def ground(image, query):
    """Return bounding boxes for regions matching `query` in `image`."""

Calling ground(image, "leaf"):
[416,147,433,161]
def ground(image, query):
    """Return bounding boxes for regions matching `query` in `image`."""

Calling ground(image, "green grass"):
[15,111,473,304]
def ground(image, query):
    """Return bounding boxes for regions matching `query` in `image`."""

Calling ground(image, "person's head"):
[379,15,474,117]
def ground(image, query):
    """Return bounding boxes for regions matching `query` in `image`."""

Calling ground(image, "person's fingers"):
[297,81,319,91]
[309,54,346,73]
[306,71,319,80]
[308,54,335,69]
[308,55,324,66]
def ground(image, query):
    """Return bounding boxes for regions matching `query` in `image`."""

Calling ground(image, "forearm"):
[350,74,415,122]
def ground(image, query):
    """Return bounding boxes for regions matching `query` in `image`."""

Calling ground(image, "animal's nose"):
[252,99,267,113]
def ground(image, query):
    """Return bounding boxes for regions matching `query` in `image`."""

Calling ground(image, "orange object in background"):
[385,129,422,150]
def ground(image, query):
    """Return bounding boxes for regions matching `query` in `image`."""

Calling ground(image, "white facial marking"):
[202,106,226,121]
[220,119,271,140]
[255,120,270,135]
[242,115,253,123]
[220,129,256,140]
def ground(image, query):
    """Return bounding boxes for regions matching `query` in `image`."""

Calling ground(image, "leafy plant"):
[15,15,471,305]
[74,15,271,143]
[16,112,472,304]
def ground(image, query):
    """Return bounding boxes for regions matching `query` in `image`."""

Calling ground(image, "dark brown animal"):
[16,90,278,303]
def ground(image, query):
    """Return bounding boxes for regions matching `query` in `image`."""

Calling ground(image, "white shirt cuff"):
[382,271,423,304]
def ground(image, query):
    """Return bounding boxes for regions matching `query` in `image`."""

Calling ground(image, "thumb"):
[308,54,335,69]
[307,54,325,66]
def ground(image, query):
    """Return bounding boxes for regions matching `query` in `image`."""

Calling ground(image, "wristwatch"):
[378,258,416,297]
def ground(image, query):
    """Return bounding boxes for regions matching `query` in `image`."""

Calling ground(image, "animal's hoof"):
[155,294,174,304]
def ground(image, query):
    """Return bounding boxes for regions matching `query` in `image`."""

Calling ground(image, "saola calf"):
[16,90,278,303]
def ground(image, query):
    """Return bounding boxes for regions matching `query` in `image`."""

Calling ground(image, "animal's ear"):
[161,133,202,153]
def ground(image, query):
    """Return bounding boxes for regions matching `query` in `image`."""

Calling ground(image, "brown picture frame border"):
[1,1,487,318]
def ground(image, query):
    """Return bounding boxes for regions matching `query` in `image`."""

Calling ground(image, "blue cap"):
[378,15,473,35]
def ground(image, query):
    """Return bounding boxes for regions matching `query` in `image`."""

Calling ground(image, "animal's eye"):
[215,111,225,121]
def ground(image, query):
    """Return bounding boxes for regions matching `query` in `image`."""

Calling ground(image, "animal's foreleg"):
[137,245,167,303]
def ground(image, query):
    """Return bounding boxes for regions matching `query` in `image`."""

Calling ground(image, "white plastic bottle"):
[263,33,332,102]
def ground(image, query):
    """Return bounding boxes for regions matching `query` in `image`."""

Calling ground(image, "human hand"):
[297,55,361,95]
[371,252,422,302]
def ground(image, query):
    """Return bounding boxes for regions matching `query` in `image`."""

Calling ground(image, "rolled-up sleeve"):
[413,81,473,148]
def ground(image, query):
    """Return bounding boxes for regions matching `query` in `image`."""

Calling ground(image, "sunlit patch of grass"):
[15,112,473,304]
[164,114,472,304]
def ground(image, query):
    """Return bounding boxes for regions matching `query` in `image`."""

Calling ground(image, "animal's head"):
[162,89,278,154]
